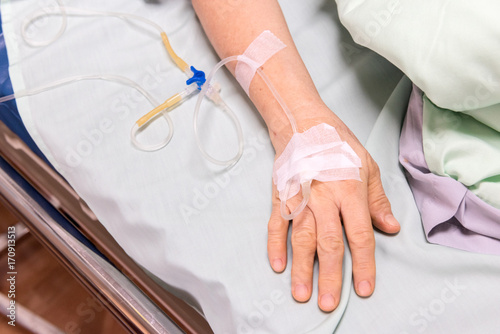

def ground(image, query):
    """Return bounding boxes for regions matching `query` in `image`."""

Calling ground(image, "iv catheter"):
[196,54,308,217]
[0,3,310,216]
[2,3,358,220]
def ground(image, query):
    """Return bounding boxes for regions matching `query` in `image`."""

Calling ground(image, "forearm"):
[192,1,400,312]
[192,0,330,150]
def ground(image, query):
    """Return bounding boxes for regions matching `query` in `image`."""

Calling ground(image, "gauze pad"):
[273,123,362,219]
[235,30,286,95]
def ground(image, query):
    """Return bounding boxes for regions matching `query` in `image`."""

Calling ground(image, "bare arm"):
[192,0,326,149]
[192,0,400,312]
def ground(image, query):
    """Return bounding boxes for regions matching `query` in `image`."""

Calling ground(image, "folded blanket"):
[423,96,500,209]
[335,0,500,111]
[400,85,500,255]
[336,0,500,250]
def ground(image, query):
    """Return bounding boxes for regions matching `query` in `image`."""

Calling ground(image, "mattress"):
[2,0,500,333]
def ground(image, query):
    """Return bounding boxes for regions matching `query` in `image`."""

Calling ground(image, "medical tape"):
[272,123,362,217]
[235,30,286,95]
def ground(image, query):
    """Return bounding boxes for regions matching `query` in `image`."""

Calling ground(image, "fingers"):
[268,187,289,273]
[341,182,376,298]
[290,207,317,303]
[268,206,288,273]
[308,186,343,312]
[268,154,399,309]
[366,161,401,234]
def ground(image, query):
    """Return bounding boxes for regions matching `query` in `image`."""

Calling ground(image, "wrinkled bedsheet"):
[3,0,500,333]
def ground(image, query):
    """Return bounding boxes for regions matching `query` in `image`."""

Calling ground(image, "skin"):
[191,0,400,312]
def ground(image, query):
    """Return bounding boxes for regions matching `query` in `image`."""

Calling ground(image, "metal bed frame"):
[0,120,214,334]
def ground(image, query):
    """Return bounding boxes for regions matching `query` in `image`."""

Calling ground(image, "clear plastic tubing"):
[22,4,163,46]
[0,74,157,104]
[195,56,298,167]
[2,2,190,149]
[22,4,191,75]
[194,56,243,167]
[130,83,199,151]
[281,179,312,220]
[6,2,287,170]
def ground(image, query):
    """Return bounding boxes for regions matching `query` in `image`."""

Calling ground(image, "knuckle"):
[291,228,316,249]
[272,193,282,206]
[268,211,288,232]
[318,277,342,294]
[348,229,374,250]
[354,260,373,273]
[317,234,344,254]
[370,193,391,212]
[268,218,283,234]
[367,158,381,180]
[267,234,283,248]
[319,276,338,287]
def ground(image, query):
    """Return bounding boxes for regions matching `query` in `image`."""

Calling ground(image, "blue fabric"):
[0,156,104,257]
[0,9,109,261]
[0,11,48,160]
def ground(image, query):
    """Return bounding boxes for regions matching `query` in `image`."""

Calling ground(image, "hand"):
[266,107,400,312]
[191,0,400,312]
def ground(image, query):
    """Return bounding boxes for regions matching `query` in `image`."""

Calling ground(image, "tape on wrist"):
[235,30,286,95]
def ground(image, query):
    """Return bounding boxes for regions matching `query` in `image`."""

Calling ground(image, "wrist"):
[265,101,342,156]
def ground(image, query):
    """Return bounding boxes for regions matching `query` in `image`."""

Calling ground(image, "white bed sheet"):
[3,0,500,333]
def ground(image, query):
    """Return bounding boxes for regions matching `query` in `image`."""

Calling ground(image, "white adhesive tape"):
[235,30,286,95]
[272,123,362,218]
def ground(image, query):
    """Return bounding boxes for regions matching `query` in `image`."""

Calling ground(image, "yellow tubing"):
[136,93,183,127]
[161,32,189,72]
[136,33,191,127]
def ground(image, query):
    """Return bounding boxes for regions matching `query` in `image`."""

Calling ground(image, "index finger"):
[268,185,289,273]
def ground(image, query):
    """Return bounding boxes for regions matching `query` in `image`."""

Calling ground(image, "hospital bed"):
[1,1,500,334]
[0,121,213,333]
[0,5,213,332]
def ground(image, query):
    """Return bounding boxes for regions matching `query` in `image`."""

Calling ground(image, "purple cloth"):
[399,85,500,255]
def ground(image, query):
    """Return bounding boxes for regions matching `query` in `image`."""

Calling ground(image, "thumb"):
[366,162,400,234]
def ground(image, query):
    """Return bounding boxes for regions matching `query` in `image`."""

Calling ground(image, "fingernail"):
[272,259,283,272]
[320,294,335,311]
[357,280,372,297]
[385,214,399,227]
[294,284,309,301]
